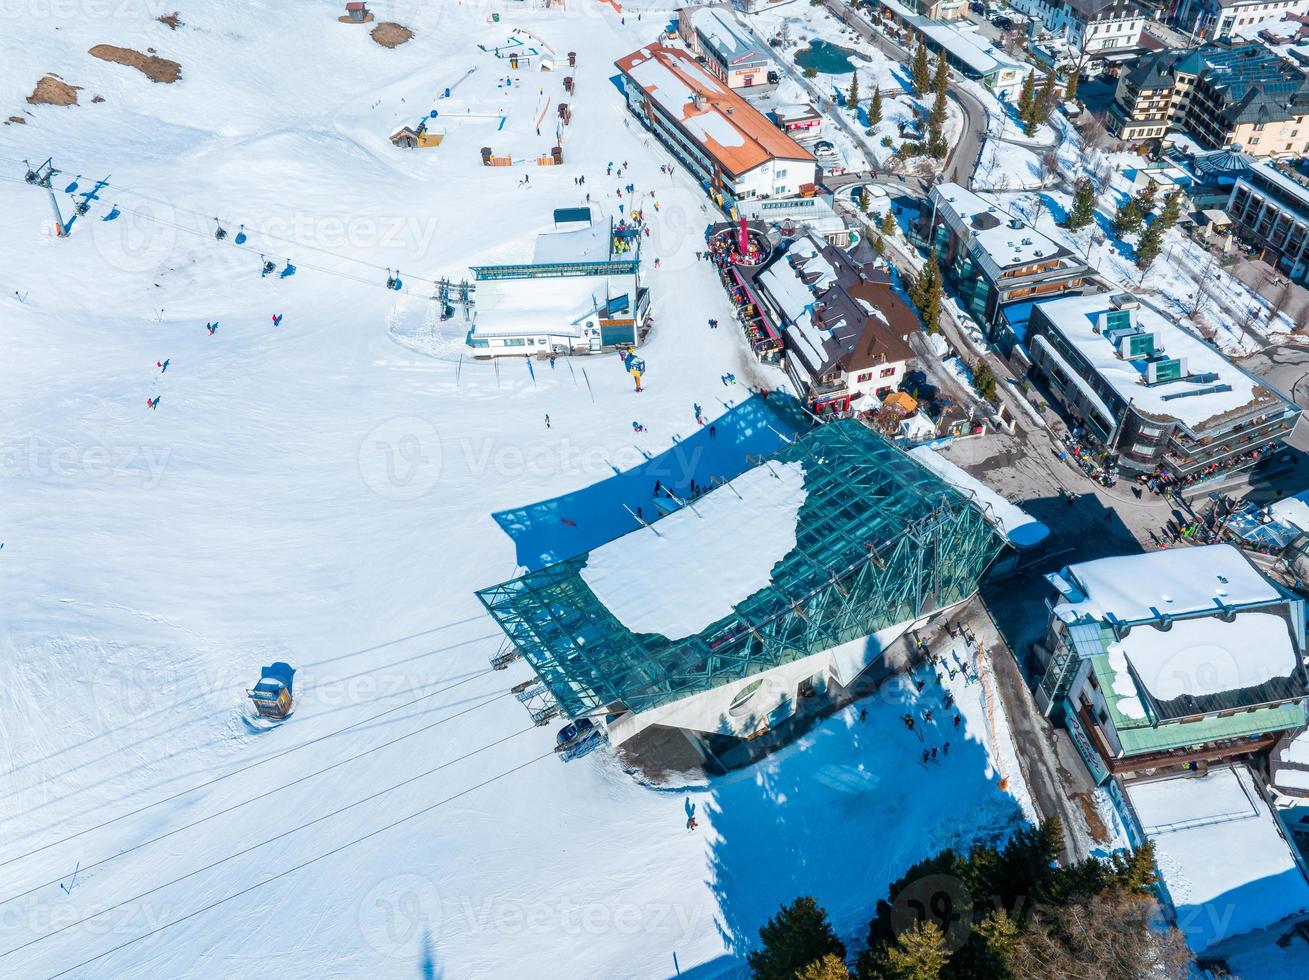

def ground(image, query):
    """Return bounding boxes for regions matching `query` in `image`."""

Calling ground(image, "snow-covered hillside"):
[0,2,1031,975]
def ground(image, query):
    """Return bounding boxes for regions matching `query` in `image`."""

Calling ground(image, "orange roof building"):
[614,45,816,205]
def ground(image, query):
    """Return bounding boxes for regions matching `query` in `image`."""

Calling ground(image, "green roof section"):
[1090,650,1307,756]
[476,420,1006,719]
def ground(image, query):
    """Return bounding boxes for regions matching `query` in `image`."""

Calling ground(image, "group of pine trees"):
[747,817,1192,980]
[1111,180,1184,273]
[1015,69,1058,139]
[901,44,949,160]
[908,255,942,335]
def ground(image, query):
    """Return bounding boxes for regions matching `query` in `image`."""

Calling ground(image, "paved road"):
[820,0,989,188]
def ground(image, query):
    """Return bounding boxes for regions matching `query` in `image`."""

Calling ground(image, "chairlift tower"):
[23,159,67,237]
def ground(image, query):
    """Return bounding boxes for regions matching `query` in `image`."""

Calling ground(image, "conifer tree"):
[795,953,849,980]
[870,87,883,126]
[748,897,845,980]
[848,70,859,111]
[933,51,949,100]
[1114,198,1143,236]
[1135,221,1162,271]
[912,41,931,97]
[886,921,948,980]
[1157,189,1182,231]
[1068,178,1096,231]
[881,210,897,236]
[1017,72,1038,137]
[1037,68,1057,123]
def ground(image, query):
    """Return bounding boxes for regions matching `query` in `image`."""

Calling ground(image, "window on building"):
[856,371,873,383]
[502,337,528,347]
[879,366,896,378]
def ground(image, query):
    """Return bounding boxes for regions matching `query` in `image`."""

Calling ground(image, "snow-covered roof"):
[1053,543,1280,625]
[471,276,605,339]
[581,462,807,640]
[616,46,814,178]
[908,446,1049,550]
[910,18,1028,78]
[532,221,613,264]
[686,7,771,68]
[930,183,1069,278]
[1268,490,1309,533]
[1030,291,1265,429]
[1127,765,1309,952]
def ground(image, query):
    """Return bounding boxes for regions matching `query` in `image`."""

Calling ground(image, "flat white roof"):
[532,221,614,264]
[1268,490,1309,533]
[1127,765,1309,951]
[1032,292,1262,429]
[1055,543,1280,625]
[688,7,770,66]
[930,182,1066,274]
[471,276,605,339]
[913,19,1026,77]
[580,461,807,640]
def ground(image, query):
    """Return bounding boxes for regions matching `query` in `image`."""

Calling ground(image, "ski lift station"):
[477,418,1045,772]
[467,210,648,355]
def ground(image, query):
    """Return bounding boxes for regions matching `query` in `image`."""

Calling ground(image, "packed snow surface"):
[581,461,806,639]
[0,2,1035,976]
[1127,766,1309,951]
[1114,612,1295,703]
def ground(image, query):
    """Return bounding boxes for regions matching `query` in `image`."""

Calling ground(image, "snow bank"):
[580,461,807,639]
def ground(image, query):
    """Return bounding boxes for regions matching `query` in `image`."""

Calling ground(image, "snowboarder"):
[687,815,696,831]
[206,322,218,335]
[902,713,914,731]
[921,748,930,765]
[272,313,283,327]
[160,358,170,373]
[544,414,551,428]
[632,421,646,433]
[147,396,160,410]
[943,741,950,756]
[930,747,938,762]
[953,713,961,728]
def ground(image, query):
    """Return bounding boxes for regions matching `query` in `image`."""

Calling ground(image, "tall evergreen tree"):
[1114,198,1143,236]
[1136,222,1164,271]
[795,953,849,980]
[1065,67,1079,102]
[912,257,943,334]
[748,897,845,980]
[880,210,897,236]
[911,41,931,97]
[869,86,883,126]
[1068,178,1096,231]
[847,70,859,111]
[933,50,949,100]
[1017,71,1037,137]
[885,921,948,980]
[1037,68,1057,123]
[1157,189,1182,231]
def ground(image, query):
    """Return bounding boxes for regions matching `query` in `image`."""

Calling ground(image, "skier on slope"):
[272,313,283,327]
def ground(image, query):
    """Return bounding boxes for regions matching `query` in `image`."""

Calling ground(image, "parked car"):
[969,1,986,13]
[992,15,1015,30]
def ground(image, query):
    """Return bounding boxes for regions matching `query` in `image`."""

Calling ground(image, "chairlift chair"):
[247,661,296,720]
[214,218,228,241]
[63,175,80,194]
[260,256,276,277]
[234,224,248,245]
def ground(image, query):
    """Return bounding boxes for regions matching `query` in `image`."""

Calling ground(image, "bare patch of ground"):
[339,11,375,23]
[158,11,183,30]
[89,44,182,83]
[1072,791,1111,844]
[7,115,27,125]
[27,75,80,106]
[371,22,413,48]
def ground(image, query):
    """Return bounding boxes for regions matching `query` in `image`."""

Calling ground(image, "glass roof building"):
[476,420,1006,723]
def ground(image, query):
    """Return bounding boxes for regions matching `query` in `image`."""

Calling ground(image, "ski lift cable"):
[0,667,500,872]
[0,687,517,909]
[44,752,553,980]
[0,172,444,291]
[13,746,555,971]
[97,179,443,286]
